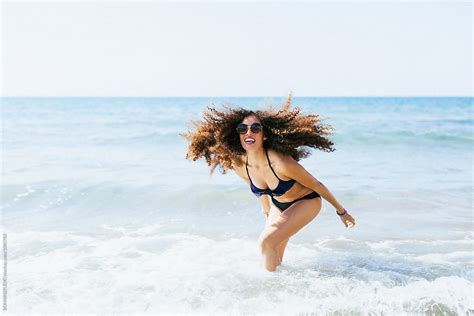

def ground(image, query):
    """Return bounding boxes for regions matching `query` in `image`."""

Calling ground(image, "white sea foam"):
[6,228,473,314]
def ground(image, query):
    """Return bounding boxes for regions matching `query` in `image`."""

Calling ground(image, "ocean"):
[1,96,472,314]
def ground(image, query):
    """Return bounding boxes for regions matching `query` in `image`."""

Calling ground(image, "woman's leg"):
[258,197,322,272]
[276,238,289,264]
[263,207,290,264]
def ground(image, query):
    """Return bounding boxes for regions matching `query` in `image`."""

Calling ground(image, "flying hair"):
[179,93,336,175]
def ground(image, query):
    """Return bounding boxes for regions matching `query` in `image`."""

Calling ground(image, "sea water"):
[1,96,472,314]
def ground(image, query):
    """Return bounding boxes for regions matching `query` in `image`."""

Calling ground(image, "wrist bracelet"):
[336,208,347,216]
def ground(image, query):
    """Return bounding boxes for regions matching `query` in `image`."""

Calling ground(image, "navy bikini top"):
[245,149,296,197]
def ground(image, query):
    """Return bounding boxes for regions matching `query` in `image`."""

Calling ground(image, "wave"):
[335,129,473,146]
[6,228,473,313]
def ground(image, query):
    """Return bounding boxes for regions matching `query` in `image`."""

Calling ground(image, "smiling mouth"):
[244,138,255,144]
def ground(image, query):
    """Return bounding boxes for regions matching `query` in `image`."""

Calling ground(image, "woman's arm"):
[259,195,270,218]
[269,151,355,228]
[279,155,345,213]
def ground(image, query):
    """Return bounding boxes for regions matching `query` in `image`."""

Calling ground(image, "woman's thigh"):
[262,206,290,250]
[259,197,322,248]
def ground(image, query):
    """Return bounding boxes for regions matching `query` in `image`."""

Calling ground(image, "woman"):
[180,95,356,272]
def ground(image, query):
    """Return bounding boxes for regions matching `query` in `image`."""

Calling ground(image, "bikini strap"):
[265,149,283,181]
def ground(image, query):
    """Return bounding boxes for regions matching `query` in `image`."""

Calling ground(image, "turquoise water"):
[1,96,473,313]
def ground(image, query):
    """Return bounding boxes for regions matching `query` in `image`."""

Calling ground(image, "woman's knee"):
[258,233,279,250]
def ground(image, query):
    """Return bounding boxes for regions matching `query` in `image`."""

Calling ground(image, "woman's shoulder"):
[266,148,297,177]
[267,148,293,164]
[231,157,250,182]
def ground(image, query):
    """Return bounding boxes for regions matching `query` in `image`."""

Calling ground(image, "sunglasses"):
[236,123,263,134]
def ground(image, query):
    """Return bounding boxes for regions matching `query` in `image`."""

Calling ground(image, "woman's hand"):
[337,209,356,228]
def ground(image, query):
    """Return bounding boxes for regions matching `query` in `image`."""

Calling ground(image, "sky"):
[1,1,472,97]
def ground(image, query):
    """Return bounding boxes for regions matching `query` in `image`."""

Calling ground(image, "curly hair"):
[179,94,336,174]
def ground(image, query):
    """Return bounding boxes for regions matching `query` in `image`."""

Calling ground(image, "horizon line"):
[1,95,472,98]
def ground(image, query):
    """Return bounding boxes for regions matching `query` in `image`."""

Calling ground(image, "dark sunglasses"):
[236,123,263,134]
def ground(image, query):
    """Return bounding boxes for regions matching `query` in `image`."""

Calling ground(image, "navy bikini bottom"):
[271,191,321,212]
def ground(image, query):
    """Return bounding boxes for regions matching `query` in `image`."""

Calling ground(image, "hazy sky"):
[2,1,472,97]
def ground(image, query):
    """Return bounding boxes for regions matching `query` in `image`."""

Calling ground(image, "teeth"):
[244,138,255,143]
